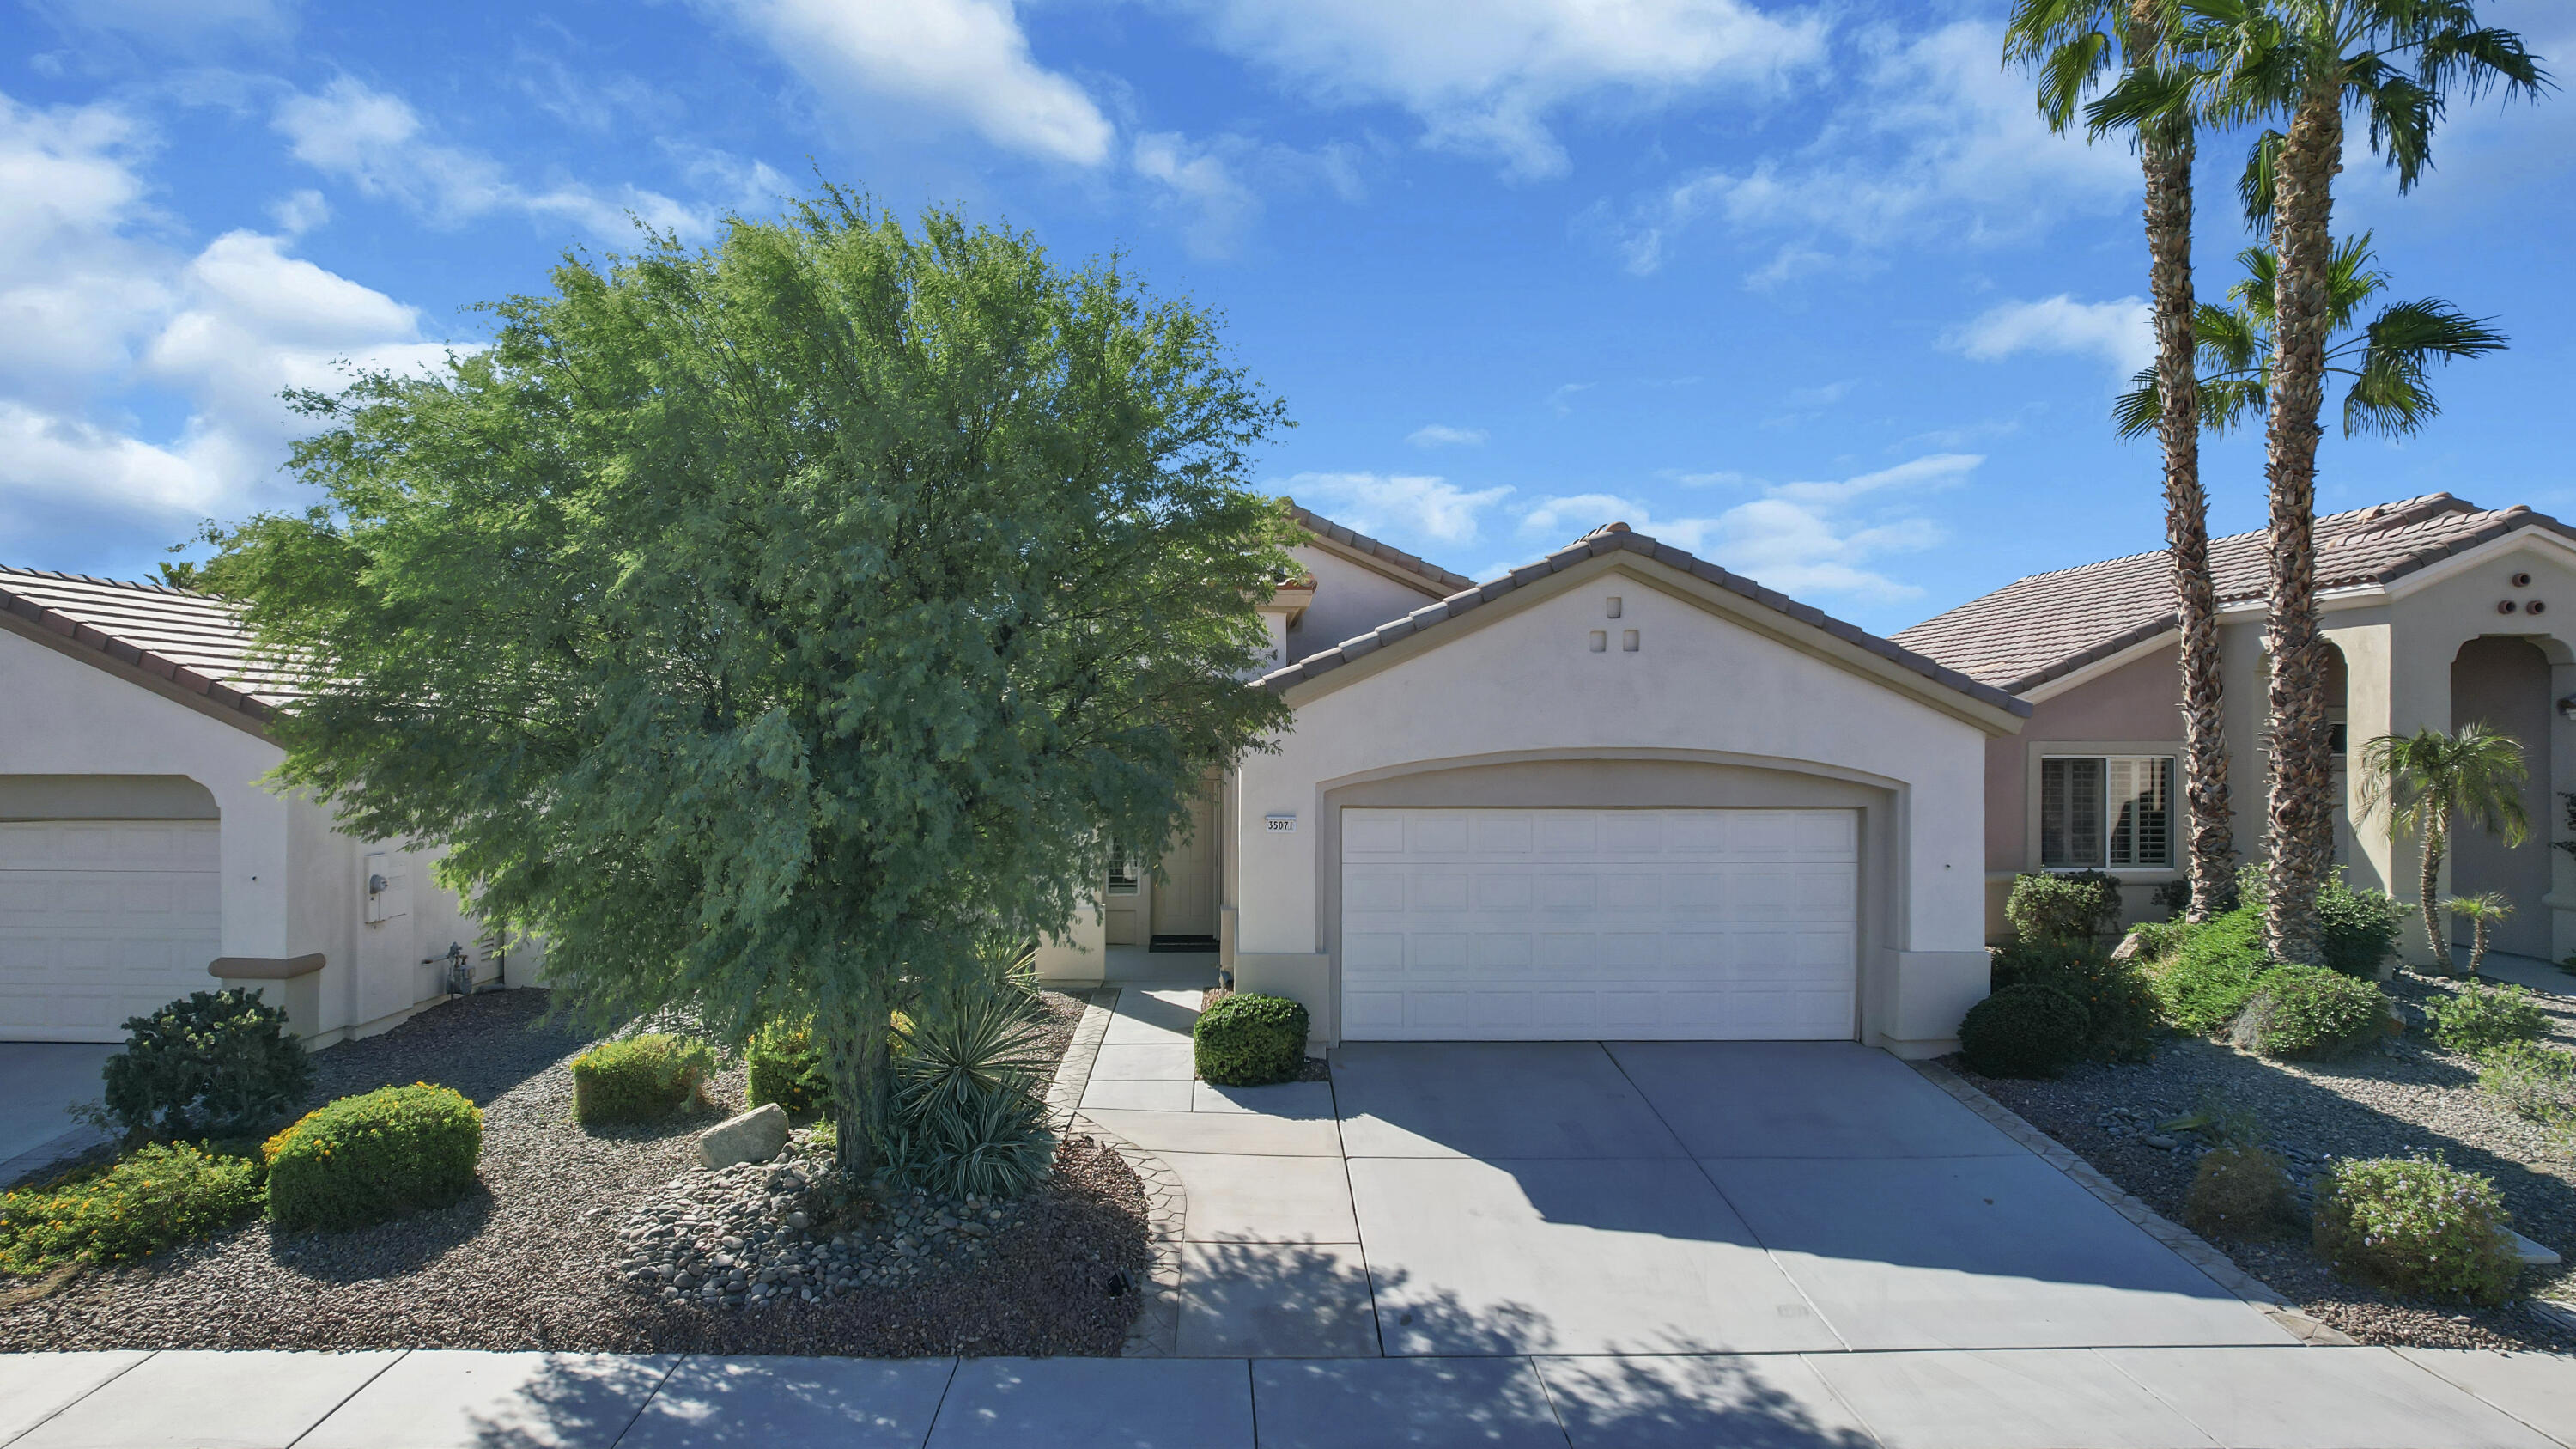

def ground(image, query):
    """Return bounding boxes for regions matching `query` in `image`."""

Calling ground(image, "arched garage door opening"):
[0,776,222,1043]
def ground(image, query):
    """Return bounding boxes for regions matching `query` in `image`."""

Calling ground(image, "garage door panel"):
[1341,808,1856,1042]
[0,819,222,1042]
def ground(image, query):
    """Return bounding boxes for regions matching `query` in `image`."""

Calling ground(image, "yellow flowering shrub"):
[0,1142,264,1273]
[266,1083,483,1232]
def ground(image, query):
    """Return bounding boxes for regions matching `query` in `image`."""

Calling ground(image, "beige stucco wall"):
[1232,554,2004,1057]
[1982,644,2185,936]
[1,623,509,1043]
[1281,545,1451,664]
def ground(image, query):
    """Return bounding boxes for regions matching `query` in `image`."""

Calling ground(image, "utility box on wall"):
[362,850,410,926]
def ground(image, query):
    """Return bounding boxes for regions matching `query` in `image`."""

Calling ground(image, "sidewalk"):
[3,1344,2571,1447]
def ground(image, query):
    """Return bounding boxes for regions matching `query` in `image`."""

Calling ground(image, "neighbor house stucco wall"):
[1232,556,2002,1057]
[0,622,500,1043]
[1281,545,1450,664]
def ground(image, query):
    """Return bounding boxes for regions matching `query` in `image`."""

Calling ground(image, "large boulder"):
[696,1102,789,1171]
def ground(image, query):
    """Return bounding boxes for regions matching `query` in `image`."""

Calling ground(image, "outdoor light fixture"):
[2559,695,2576,722]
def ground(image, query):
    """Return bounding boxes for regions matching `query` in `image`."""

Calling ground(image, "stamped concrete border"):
[1911,1058,2357,1347]
[1040,989,1189,1357]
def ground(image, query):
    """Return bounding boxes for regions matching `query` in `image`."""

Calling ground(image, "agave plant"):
[884,977,1057,1199]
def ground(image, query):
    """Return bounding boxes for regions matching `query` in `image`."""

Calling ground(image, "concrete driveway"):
[1080,990,2291,1358]
[1,1041,116,1184]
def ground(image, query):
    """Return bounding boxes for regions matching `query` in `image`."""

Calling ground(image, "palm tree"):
[2354,725,2530,975]
[2443,892,2512,977]
[2198,0,2546,965]
[2116,233,2507,441]
[2008,0,2238,920]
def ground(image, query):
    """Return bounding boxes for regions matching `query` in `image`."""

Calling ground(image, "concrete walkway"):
[3,1344,2572,1447]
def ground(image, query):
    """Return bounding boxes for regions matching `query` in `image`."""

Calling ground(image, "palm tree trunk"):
[2419,826,2452,975]
[2139,98,2232,921]
[2259,83,2346,967]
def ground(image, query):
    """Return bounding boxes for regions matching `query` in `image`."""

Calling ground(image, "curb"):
[1911,1058,2358,1347]
[1044,987,1119,1126]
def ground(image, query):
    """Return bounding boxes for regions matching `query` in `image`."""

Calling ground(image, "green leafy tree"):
[2354,725,2530,975]
[2196,0,2546,965]
[2008,0,2238,919]
[202,191,1297,1170]
[2116,234,2505,439]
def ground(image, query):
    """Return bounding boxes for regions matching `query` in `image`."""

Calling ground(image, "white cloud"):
[1175,0,1825,180]
[1947,295,2154,377]
[1605,21,2137,278]
[1512,453,1980,600]
[267,186,329,235]
[273,78,711,240]
[1281,471,1512,545]
[718,0,1113,166]
[1407,423,1486,447]
[0,92,447,534]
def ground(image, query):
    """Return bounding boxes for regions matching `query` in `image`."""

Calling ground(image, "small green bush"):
[1993,942,2157,1062]
[2229,965,2389,1060]
[2150,906,2274,1035]
[2184,1143,2295,1239]
[2006,871,2124,944]
[1194,993,1309,1087]
[100,989,313,1141]
[570,1033,714,1125]
[2478,1043,2576,1138]
[0,1142,265,1273]
[1958,983,2091,1079]
[264,1084,483,1232]
[2312,1156,2521,1306]
[2428,983,2553,1058]
[2318,878,2406,977]
[2123,919,2196,964]
[747,1022,832,1117]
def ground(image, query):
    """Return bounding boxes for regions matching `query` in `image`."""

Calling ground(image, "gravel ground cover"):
[1963,971,2576,1352]
[0,987,1151,1356]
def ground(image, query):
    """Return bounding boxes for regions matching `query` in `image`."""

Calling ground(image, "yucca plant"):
[884,974,1056,1199]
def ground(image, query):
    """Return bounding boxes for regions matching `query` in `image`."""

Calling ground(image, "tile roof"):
[1254,522,2030,716]
[1892,493,2576,694]
[1286,502,1479,594]
[0,567,295,725]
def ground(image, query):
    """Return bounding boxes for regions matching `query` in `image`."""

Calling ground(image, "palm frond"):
[2235,130,2284,231]
[2342,298,2508,437]
[2113,368,2163,440]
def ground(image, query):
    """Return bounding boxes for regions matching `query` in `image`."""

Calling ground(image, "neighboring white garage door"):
[0,821,222,1042]
[1340,807,1856,1041]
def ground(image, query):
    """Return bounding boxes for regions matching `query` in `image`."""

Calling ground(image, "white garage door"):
[1340,807,1856,1041]
[0,821,222,1042]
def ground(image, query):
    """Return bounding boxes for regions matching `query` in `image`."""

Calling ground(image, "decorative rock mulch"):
[0,986,1157,1358]
[1956,971,2576,1354]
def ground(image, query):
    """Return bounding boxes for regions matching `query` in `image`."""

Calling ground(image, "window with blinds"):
[2040,755,2174,869]
[1107,843,1140,895]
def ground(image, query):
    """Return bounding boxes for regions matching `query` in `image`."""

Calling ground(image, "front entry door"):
[1151,786,1219,939]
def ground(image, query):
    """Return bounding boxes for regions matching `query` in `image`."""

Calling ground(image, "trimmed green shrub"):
[0,1142,265,1273]
[2006,871,2123,944]
[2123,919,2196,964]
[2477,1042,2576,1136]
[2428,983,2552,1058]
[2312,1156,2521,1305]
[100,989,313,1141]
[264,1084,483,1231]
[887,989,1054,1199]
[570,1034,714,1125]
[1993,942,2158,1062]
[1194,993,1309,1087]
[2318,878,2406,977]
[2150,906,2274,1035]
[2184,1143,2295,1239]
[2229,965,2389,1060]
[1958,983,2091,1079]
[747,1022,832,1117]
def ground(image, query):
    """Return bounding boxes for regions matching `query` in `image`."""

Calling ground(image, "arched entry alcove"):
[2450,636,2554,959]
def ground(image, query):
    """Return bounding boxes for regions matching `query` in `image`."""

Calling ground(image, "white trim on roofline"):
[2380,526,2576,600]
[2016,630,2180,704]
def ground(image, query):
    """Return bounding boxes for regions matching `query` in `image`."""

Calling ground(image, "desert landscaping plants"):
[2432,983,2553,1057]
[2312,1156,2524,1306]
[100,989,313,1142]
[264,1083,485,1232]
[1194,992,1310,1086]
[572,1035,717,1125]
[0,1143,266,1274]
[1958,983,2093,1079]
[2229,965,2388,1060]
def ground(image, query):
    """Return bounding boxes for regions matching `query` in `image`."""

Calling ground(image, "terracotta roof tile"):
[0,567,295,722]
[1255,524,2029,717]
[1892,494,2576,694]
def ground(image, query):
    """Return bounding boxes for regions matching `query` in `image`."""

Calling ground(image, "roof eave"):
[0,588,279,740]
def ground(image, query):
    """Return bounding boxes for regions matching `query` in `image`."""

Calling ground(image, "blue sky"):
[4,0,2569,636]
